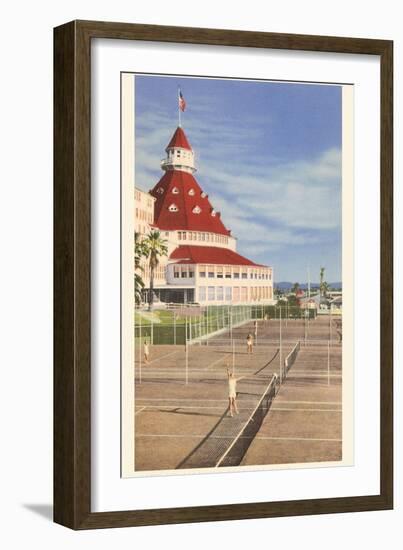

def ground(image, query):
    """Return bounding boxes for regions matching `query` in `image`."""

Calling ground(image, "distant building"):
[135,125,275,305]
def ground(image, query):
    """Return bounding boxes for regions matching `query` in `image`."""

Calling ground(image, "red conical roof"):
[166,126,192,151]
[150,170,231,236]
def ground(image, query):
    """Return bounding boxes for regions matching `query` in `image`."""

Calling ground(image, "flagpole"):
[178,87,181,127]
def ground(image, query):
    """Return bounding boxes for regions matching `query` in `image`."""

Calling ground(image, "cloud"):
[202,147,341,232]
[134,87,341,277]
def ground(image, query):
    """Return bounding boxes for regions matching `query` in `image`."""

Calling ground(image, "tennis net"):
[284,341,301,379]
[215,374,280,468]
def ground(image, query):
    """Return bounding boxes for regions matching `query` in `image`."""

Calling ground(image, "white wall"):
[0,1,400,548]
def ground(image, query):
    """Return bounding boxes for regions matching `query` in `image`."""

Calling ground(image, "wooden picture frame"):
[54,20,393,529]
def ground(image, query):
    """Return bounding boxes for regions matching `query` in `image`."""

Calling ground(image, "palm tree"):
[321,281,330,298]
[143,230,168,311]
[134,232,148,305]
[319,267,325,297]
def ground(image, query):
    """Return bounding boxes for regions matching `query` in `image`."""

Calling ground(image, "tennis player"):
[246,333,254,354]
[226,368,245,417]
[144,339,150,364]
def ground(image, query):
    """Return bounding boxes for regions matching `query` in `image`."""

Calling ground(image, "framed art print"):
[54,21,393,529]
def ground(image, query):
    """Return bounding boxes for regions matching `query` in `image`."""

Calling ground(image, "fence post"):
[174,314,176,346]
[230,304,233,345]
[304,310,307,346]
[206,305,209,346]
[139,322,142,385]
[327,340,330,386]
[185,316,189,385]
[151,315,154,345]
[279,306,283,383]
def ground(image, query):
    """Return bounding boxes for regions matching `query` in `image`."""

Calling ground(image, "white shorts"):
[229,391,236,399]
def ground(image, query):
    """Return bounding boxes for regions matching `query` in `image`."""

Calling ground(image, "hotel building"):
[135,125,274,305]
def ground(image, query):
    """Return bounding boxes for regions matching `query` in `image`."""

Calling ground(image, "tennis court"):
[134,314,342,472]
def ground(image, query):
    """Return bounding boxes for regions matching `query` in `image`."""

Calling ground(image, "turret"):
[160,127,196,174]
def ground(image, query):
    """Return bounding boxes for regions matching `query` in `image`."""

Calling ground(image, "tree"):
[287,294,298,307]
[143,230,168,311]
[291,282,300,295]
[321,281,330,298]
[134,232,148,305]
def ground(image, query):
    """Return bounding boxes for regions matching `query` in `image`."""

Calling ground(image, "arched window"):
[192,205,201,214]
[156,187,164,194]
[211,209,216,217]
[168,204,179,212]
[201,192,207,198]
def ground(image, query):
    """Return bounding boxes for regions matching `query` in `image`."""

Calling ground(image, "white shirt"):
[228,377,237,397]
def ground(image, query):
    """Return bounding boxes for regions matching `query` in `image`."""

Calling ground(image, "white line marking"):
[135,434,342,442]
[277,399,343,405]
[271,408,341,412]
[287,374,342,378]
[135,398,342,404]
[206,353,232,371]
[135,406,147,415]
[138,350,181,366]
[254,436,342,442]
[134,405,340,412]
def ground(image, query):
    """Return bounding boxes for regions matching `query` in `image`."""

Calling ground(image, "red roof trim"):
[169,245,267,267]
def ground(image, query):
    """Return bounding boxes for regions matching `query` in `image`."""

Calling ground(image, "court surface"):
[134,315,342,472]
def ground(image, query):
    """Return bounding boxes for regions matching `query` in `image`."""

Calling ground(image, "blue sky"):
[134,74,342,283]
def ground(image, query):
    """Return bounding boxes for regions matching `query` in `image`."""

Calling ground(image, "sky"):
[134,74,342,283]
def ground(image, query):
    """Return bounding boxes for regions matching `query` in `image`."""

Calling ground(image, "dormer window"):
[192,205,201,214]
[201,192,207,198]
[188,188,195,196]
[211,209,216,217]
[172,187,179,194]
[156,187,164,194]
[168,204,179,212]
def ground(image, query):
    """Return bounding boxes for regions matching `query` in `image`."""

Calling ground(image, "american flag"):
[178,89,186,112]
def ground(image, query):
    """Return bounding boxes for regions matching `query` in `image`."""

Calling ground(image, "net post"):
[174,313,176,346]
[151,315,154,345]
